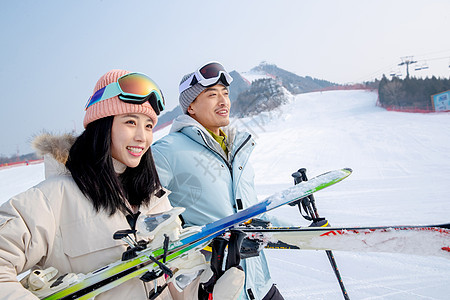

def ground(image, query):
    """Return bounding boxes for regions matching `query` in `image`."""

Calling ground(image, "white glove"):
[167,252,245,300]
[212,267,245,300]
[167,251,211,292]
[20,267,84,299]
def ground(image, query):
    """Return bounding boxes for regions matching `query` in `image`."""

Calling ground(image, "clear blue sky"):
[1,0,449,156]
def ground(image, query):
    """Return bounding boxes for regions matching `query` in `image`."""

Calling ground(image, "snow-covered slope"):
[240,90,450,299]
[2,90,450,299]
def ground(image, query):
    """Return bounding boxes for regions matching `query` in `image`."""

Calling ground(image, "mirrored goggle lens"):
[118,73,156,96]
[199,62,227,79]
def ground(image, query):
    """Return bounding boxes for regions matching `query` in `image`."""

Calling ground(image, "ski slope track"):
[2,90,450,299]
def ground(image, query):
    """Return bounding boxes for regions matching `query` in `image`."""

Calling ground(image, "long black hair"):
[66,116,161,215]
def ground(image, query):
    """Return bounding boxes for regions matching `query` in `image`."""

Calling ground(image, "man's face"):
[188,84,231,135]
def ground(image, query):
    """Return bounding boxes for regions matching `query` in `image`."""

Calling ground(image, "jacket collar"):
[169,115,253,161]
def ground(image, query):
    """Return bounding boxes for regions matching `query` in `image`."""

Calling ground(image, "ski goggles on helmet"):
[179,61,233,94]
[85,72,165,115]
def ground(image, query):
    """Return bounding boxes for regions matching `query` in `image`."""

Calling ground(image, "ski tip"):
[343,167,353,173]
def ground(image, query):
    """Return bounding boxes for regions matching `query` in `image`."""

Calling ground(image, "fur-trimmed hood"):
[32,133,77,178]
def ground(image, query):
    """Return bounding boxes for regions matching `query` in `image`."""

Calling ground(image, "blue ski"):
[41,168,352,299]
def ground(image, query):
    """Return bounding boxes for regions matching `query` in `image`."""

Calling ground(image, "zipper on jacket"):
[197,130,252,175]
[230,134,252,163]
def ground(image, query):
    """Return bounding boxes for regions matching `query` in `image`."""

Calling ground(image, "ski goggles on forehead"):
[85,72,165,115]
[179,62,233,94]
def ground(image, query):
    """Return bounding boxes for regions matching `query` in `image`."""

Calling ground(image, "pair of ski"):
[38,168,450,299]
[241,223,450,257]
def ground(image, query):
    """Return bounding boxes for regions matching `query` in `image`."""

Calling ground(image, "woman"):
[0,70,243,299]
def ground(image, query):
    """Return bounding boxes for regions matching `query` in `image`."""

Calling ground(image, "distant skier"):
[153,61,285,300]
[0,69,243,299]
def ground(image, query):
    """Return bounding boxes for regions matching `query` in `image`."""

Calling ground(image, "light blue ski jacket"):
[152,115,273,300]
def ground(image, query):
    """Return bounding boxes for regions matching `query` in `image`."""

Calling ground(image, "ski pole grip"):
[298,168,308,181]
[225,229,246,270]
[210,236,228,279]
[291,171,302,185]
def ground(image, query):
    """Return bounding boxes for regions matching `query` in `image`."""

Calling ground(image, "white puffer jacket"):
[0,134,173,299]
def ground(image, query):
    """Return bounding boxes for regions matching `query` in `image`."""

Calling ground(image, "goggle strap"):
[179,73,196,94]
[85,83,121,109]
[85,87,105,109]
[190,75,198,86]
[101,83,122,101]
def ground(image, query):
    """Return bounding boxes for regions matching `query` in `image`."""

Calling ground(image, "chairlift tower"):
[398,56,417,77]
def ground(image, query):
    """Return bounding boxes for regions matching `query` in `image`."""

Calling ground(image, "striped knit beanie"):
[83,69,158,128]
[179,72,206,114]
[178,73,230,114]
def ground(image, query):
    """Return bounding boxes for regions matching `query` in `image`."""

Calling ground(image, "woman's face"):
[111,113,154,168]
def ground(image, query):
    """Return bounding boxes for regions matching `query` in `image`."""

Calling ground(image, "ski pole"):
[293,168,350,300]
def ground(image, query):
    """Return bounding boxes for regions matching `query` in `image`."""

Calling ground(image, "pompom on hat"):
[83,69,158,128]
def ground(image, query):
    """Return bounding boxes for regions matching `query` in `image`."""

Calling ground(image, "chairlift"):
[421,63,429,70]
[414,61,429,71]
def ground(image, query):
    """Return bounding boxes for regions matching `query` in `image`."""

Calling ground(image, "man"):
[152,62,284,300]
